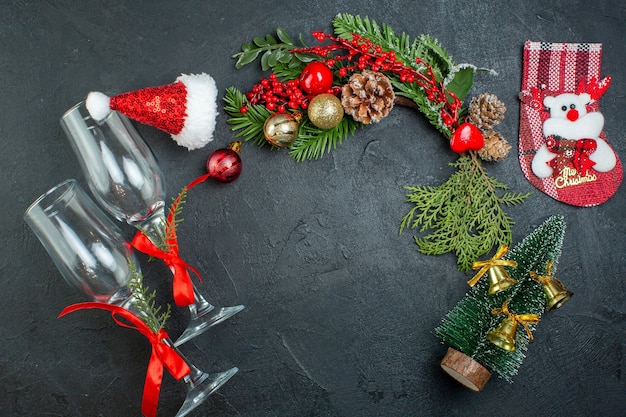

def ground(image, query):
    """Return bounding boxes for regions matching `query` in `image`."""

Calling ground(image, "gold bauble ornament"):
[307,93,344,129]
[263,112,301,147]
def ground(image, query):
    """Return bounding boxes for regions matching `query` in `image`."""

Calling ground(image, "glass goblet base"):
[175,303,245,347]
[176,366,239,417]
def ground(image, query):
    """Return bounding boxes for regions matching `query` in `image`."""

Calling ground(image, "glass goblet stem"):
[134,215,245,347]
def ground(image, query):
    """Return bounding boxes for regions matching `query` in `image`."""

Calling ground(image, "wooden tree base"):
[440,347,491,392]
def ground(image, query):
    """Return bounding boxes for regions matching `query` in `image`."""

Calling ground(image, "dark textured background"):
[1,1,625,416]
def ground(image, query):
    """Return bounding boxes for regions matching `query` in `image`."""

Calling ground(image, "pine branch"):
[332,14,455,79]
[164,187,188,253]
[126,261,171,333]
[288,116,360,161]
[400,155,531,272]
[224,87,273,147]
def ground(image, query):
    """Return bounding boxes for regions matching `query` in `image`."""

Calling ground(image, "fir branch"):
[288,117,360,161]
[392,78,452,138]
[126,261,171,333]
[224,87,273,147]
[400,155,531,272]
[164,186,187,253]
[332,14,455,79]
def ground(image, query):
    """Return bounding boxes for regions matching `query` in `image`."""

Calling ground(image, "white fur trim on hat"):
[172,73,218,150]
[85,91,112,122]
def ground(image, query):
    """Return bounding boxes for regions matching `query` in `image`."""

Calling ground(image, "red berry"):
[239,106,248,114]
[299,61,333,95]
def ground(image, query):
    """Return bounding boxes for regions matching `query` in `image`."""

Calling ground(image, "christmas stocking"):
[519,41,622,206]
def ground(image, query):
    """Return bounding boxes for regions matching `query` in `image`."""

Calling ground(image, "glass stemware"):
[24,179,237,417]
[60,102,244,346]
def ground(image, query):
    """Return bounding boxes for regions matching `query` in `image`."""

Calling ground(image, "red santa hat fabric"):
[85,73,218,150]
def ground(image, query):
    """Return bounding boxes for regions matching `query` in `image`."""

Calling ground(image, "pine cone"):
[468,93,506,131]
[477,130,511,162]
[341,70,395,124]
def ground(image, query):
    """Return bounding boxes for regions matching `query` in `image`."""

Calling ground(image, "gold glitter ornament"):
[263,112,302,147]
[307,93,344,129]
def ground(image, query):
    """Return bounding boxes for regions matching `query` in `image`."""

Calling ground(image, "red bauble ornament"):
[206,141,242,183]
[449,122,485,153]
[299,61,333,95]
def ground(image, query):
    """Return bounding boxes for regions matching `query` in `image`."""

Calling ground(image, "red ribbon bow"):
[546,135,597,175]
[131,173,212,306]
[131,232,201,307]
[58,302,191,417]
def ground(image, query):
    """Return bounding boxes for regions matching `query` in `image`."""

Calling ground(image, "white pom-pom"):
[85,91,112,121]
[172,73,218,150]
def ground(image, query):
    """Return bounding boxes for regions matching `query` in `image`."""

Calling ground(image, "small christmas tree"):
[435,215,573,391]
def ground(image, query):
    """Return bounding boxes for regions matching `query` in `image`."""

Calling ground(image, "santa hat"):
[85,73,218,150]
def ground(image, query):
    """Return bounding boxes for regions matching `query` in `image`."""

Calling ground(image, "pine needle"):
[224,87,273,147]
[126,261,171,333]
[288,116,359,161]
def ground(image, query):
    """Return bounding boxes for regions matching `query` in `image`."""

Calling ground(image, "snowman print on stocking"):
[532,88,616,180]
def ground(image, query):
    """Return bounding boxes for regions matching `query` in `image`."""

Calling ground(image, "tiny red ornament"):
[299,61,333,95]
[206,141,242,183]
[449,122,485,153]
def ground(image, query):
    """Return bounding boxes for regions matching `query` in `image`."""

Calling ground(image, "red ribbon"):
[131,174,214,306]
[131,232,201,307]
[58,302,191,417]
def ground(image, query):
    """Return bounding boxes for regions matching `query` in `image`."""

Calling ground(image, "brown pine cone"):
[341,70,395,124]
[468,93,506,131]
[477,130,511,162]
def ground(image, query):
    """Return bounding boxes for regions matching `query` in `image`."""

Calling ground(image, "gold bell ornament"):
[486,299,540,352]
[469,245,518,295]
[530,260,573,312]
